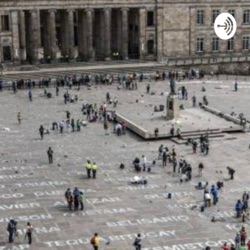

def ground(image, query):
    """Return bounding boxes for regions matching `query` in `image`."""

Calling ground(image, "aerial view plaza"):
[1,0,250,250]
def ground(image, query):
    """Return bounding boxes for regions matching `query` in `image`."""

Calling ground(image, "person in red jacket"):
[221,242,230,250]
[247,239,250,250]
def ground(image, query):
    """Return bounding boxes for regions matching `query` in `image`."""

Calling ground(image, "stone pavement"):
[0,75,250,250]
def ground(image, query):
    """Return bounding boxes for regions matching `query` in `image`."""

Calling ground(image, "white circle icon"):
[214,13,237,40]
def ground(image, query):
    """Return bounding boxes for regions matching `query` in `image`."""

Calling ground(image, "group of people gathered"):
[64,187,85,211]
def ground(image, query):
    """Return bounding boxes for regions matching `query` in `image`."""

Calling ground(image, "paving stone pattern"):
[0,75,249,250]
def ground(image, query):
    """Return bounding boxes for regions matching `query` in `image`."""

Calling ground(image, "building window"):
[212,37,219,51]
[243,10,250,24]
[229,9,235,17]
[1,15,10,31]
[212,10,220,23]
[197,10,204,25]
[227,38,234,51]
[147,40,154,54]
[196,38,204,52]
[2,46,12,61]
[243,36,249,50]
[147,11,154,26]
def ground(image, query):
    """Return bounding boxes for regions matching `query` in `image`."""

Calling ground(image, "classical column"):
[29,10,39,63]
[48,9,57,60]
[86,9,93,60]
[121,8,128,59]
[139,8,146,60]
[68,9,75,59]
[11,11,20,62]
[156,8,163,61]
[18,10,26,61]
[77,10,87,60]
[61,9,75,59]
[37,10,41,48]
[104,8,111,59]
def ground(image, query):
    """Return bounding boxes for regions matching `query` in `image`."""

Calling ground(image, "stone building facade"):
[0,0,249,65]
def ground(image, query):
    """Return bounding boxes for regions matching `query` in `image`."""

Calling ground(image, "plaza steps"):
[0,61,183,84]
[115,112,238,142]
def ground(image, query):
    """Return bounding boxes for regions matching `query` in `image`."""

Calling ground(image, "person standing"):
[86,160,92,178]
[73,187,80,211]
[227,166,235,180]
[90,233,100,250]
[26,222,33,244]
[17,112,21,125]
[192,95,196,107]
[104,121,109,135]
[92,163,98,179]
[142,155,147,171]
[211,185,218,205]
[198,162,204,177]
[247,238,250,250]
[133,233,142,250]
[146,84,150,94]
[7,219,17,243]
[79,192,84,211]
[28,89,32,101]
[47,147,53,164]
[56,86,59,96]
[234,81,238,91]
[59,121,64,133]
[240,226,247,246]
[71,119,75,132]
[162,151,167,167]
[39,125,44,139]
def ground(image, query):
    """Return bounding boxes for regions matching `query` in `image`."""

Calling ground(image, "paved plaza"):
[0,72,250,250]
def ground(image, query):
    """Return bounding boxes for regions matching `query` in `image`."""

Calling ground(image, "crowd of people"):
[2,67,248,250]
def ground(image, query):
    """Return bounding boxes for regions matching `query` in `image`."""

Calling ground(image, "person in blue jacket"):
[235,199,243,218]
[210,185,219,205]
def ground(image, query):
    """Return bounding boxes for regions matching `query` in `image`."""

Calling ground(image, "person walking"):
[47,147,53,164]
[133,233,142,250]
[39,125,44,140]
[90,233,100,250]
[17,112,21,125]
[26,222,33,244]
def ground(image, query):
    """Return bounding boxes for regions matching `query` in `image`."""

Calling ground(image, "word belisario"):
[106,215,189,227]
